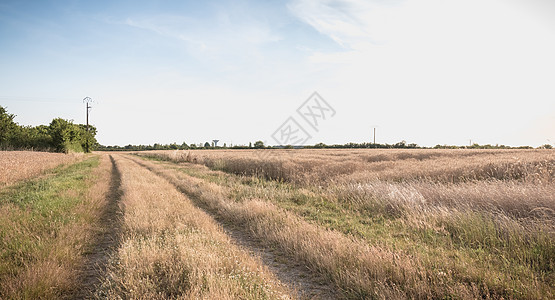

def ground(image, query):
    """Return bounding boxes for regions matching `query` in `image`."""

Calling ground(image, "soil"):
[73,155,123,299]
[222,224,340,299]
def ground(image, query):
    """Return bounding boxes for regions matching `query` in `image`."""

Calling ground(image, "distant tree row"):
[97,139,551,151]
[97,143,189,151]
[97,140,417,151]
[307,142,548,149]
[0,105,97,153]
[307,141,543,149]
[433,143,536,149]
[305,141,419,149]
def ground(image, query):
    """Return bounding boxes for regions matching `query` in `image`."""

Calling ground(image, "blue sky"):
[1,0,554,147]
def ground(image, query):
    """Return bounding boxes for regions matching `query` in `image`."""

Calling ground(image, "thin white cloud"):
[288,0,555,146]
[288,0,373,48]
[123,16,209,50]
[289,0,555,55]
[122,11,281,57]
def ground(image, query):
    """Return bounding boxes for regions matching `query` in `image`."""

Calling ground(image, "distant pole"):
[373,127,376,144]
[83,97,92,131]
[83,97,93,152]
[86,102,89,130]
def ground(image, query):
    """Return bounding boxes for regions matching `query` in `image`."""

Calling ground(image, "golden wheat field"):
[1,149,554,299]
[0,151,82,187]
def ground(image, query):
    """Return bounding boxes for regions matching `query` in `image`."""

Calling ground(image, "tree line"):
[0,105,97,153]
[98,139,550,151]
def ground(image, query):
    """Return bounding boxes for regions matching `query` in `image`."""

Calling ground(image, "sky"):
[1,0,554,147]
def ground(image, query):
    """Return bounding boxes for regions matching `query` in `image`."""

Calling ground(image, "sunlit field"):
[1,149,553,299]
[137,148,555,299]
[0,151,82,187]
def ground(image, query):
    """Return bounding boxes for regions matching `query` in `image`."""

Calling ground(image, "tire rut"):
[221,223,338,299]
[124,155,340,300]
[75,155,123,298]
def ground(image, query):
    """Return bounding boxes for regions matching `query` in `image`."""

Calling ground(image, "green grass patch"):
[0,156,99,297]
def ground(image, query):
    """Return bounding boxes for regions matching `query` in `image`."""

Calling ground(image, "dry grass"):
[128,156,481,298]
[96,155,290,299]
[0,151,82,188]
[136,149,555,299]
[141,149,554,184]
[0,155,110,298]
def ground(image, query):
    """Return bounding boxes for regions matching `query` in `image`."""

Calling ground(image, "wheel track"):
[75,155,123,298]
[123,154,340,300]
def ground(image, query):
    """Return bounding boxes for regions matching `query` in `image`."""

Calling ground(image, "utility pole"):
[373,127,376,144]
[83,97,92,131]
[83,97,93,152]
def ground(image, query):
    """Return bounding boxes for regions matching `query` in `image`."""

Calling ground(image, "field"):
[0,149,553,299]
[0,151,82,187]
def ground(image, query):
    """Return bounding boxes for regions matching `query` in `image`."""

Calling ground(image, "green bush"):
[0,105,96,153]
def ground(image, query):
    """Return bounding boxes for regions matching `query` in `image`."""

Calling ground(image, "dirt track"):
[123,154,339,299]
[76,155,123,298]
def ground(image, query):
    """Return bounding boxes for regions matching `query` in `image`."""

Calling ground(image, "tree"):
[48,118,87,153]
[254,140,265,149]
[77,124,97,153]
[14,125,52,150]
[394,140,407,148]
[204,142,211,148]
[49,118,72,152]
[314,142,326,148]
[0,106,97,152]
[0,105,18,147]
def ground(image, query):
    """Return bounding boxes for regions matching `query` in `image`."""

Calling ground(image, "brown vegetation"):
[136,149,555,299]
[0,151,82,187]
[142,148,554,184]
[96,155,291,299]
[2,148,552,298]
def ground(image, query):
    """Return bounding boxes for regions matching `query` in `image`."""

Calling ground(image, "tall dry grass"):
[139,149,554,185]
[130,155,543,299]
[135,149,555,299]
[0,150,82,187]
[139,150,554,221]
[96,155,290,299]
